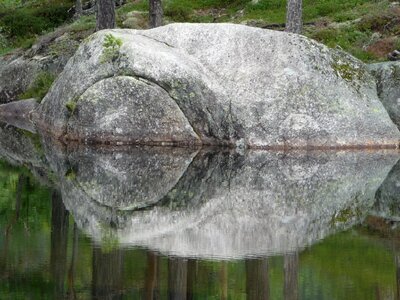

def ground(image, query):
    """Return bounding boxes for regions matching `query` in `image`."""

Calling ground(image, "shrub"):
[0,3,72,39]
[100,33,123,63]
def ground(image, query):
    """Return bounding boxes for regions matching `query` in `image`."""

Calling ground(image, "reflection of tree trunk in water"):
[67,222,79,299]
[245,258,269,300]
[92,247,124,299]
[284,253,299,300]
[145,252,160,300]
[5,174,25,232]
[168,257,187,300]
[187,259,197,300]
[1,174,27,275]
[220,262,228,300]
[396,254,400,300]
[50,190,69,298]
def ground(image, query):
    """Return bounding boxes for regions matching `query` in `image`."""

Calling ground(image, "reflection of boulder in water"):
[0,123,42,166]
[372,159,400,221]
[0,123,53,185]
[61,149,398,259]
[56,146,197,210]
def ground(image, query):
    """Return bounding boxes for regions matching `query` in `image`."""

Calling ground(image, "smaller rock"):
[0,98,38,118]
[388,49,400,61]
[126,10,146,18]
[122,11,148,29]
[368,61,400,128]
[0,99,38,133]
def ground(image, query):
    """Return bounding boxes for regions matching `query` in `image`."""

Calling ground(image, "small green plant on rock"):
[65,100,77,113]
[65,168,77,180]
[100,33,123,63]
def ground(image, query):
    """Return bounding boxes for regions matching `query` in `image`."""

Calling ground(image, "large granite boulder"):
[368,62,400,129]
[34,23,400,148]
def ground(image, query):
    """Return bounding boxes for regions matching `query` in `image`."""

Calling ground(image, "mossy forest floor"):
[0,0,399,62]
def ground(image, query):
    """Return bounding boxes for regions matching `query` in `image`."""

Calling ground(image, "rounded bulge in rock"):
[65,75,201,146]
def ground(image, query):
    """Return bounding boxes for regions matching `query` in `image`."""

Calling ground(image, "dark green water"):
[1,125,400,299]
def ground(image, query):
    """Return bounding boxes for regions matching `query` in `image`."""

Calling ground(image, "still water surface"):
[1,124,400,299]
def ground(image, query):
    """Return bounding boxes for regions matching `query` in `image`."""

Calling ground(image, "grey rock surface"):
[57,147,398,258]
[368,62,400,129]
[35,23,400,148]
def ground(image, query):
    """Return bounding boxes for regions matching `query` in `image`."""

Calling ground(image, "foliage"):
[0,0,73,55]
[19,71,56,102]
[164,0,193,22]
[65,168,77,180]
[0,3,72,38]
[100,33,123,63]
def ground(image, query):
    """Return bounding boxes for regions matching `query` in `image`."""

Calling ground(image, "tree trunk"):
[96,0,116,31]
[74,0,83,19]
[285,0,303,34]
[149,0,163,28]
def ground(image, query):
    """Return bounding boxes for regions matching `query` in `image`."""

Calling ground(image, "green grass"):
[308,27,379,62]
[396,37,400,50]
[68,15,96,33]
